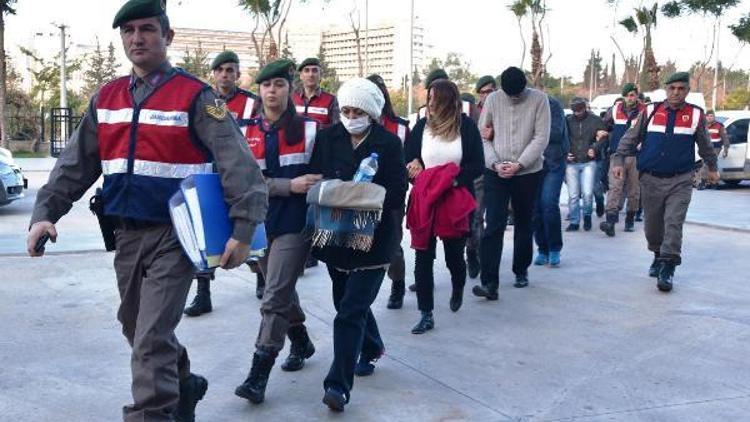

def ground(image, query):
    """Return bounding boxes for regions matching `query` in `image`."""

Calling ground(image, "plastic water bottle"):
[353,153,379,183]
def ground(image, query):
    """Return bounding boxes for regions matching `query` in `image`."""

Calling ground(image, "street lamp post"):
[407,0,414,117]
[56,23,68,110]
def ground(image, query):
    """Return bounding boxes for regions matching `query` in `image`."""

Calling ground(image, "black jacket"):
[405,115,484,192]
[308,123,408,270]
[566,112,606,163]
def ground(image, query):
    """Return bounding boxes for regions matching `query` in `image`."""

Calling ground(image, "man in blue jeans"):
[533,96,570,266]
[564,97,607,231]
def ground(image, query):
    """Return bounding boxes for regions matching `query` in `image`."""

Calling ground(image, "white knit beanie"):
[337,78,385,121]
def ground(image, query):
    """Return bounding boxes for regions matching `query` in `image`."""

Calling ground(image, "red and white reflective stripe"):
[98,108,189,127]
[242,98,256,120]
[397,124,407,143]
[646,104,666,133]
[708,128,720,134]
[102,158,212,178]
[672,108,700,135]
[296,105,329,116]
[304,121,317,161]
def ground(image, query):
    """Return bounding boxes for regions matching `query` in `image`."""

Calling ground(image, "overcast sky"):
[6,0,750,83]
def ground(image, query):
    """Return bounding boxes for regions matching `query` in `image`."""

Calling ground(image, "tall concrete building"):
[320,19,430,89]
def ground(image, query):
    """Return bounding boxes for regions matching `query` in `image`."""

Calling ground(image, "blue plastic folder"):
[169,173,266,271]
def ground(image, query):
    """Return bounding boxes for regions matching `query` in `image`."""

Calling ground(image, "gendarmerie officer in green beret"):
[612,72,719,292]
[26,1,268,420]
[184,50,265,317]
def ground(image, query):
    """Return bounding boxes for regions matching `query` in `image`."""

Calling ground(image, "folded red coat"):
[406,163,477,250]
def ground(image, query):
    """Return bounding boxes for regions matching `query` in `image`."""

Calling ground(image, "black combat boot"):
[174,373,208,422]
[648,253,661,278]
[657,259,676,292]
[449,287,464,312]
[472,283,499,301]
[408,282,417,292]
[255,272,265,300]
[234,351,277,404]
[624,212,636,232]
[411,311,434,334]
[184,276,212,317]
[466,248,481,279]
[583,215,593,231]
[281,325,315,372]
[386,279,405,309]
[599,212,617,237]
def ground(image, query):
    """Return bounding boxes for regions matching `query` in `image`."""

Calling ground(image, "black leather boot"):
[281,325,315,372]
[234,351,277,404]
[466,248,480,279]
[255,272,265,300]
[599,212,617,237]
[648,253,661,278]
[657,259,676,292]
[472,284,498,301]
[174,373,208,422]
[449,287,464,312]
[624,212,636,232]
[387,279,405,309]
[635,208,643,222]
[411,311,434,334]
[184,276,212,317]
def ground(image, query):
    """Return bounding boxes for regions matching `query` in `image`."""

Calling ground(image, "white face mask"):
[341,114,371,135]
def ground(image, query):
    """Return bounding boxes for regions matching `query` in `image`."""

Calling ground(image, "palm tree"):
[619,3,660,90]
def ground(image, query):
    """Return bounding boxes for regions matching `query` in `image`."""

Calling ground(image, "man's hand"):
[567,153,575,163]
[587,148,596,159]
[612,166,624,180]
[596,130,609,141]
[290,174,323,194]
[722,149,729,159]
[27,221,57,257]
[707,170,721,185]
[499,162,522,179]
[481,123,494,140]
[220,238,250,269]
[407,159,423,179]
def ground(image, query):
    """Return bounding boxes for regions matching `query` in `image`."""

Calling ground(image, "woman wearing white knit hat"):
[308,78,408,412]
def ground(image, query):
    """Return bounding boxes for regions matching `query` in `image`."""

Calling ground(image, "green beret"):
[424,68,448,89]
[475,75,496,93]
[297,57,321,71]
[211,51,239,70]
[256,59,296,84]
[621,82,637,96]
[665,71,690,85]
[460,93,476,104]
[112,0,166,29]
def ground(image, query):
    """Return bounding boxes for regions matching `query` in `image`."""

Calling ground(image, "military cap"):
[424,68,449,89]
[570,97,587,108]
[112,0,167,29]
[297,57,321,71]
[665,71,690,85]
[621,82,637,96]
[211,51,240,70]
[460,92,476,104]
[475,75,496,93]
[256,59,296,84]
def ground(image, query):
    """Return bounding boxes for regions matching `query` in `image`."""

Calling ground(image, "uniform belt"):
[114,217,167,230]
[641,170,690,179]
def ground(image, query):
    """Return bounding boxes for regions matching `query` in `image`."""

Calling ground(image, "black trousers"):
[480,170,542,288]
[415,236,467,312]
[324,266,385,397]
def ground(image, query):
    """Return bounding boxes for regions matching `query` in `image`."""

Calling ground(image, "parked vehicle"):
[715,111,750,185]
[0,148,27,206]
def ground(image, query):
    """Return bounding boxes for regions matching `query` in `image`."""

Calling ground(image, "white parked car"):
[714,110,750,185]
[0,147,27,206]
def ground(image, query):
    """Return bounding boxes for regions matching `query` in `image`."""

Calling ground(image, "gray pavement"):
[1,160,750,421]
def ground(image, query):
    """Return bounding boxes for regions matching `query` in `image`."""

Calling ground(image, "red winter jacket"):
[406,163,476,250]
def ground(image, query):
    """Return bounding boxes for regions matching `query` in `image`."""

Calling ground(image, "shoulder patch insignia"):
[205,103,227,121]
